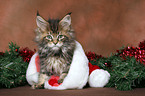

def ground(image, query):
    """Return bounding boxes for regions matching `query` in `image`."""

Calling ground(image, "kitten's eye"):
[58,35,64,39]
[46,35,52,40]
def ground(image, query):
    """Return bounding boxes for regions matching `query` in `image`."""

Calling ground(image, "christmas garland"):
[86,40,145,91]
[1,40,145,91]
[0,42,35,88]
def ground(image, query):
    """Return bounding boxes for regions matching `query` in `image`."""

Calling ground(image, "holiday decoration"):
[139,40,145,50]
[88,69,110,88]
[26,41,110,90]
[86,40,145,91]
[1,39,145,91]
[116,40,145,65]
[86,51,102,61]
[0,52,4,56]
[19,47,35,63]
[48,76,61,86]
[0,42,34,88]
[88,62,100,74]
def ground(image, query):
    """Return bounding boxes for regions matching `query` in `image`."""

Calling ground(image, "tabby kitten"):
[33,12,76,89]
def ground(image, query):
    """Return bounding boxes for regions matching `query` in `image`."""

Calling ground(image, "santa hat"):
[26,41,110,90]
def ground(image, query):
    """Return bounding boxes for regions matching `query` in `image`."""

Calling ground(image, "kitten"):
[32,12,76,89]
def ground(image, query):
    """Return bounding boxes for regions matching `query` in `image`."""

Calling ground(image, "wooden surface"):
[0,85,145,96]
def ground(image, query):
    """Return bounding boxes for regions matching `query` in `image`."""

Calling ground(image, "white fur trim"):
[26,52,39,85]
[88,69,110,87]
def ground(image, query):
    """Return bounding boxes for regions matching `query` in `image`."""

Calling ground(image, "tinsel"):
[116,40,145,65]
[86,51,102,61]
[139,40,145,49]
[19,47,35,63]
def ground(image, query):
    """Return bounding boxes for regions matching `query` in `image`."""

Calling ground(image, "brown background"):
[1,0,145,56]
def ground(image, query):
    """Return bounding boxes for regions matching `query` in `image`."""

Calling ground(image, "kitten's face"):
[43,31,67,50]
[35,13,75,51]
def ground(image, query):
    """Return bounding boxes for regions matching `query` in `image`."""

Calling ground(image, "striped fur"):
[34,13,75,87]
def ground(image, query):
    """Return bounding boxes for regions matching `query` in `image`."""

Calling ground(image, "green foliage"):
[90,55,145,91]
[0,42,28,88]
[1,42,145,90]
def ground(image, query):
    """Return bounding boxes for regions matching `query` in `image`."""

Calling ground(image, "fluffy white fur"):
[26,41,89,90]
[26,52,39,85]
[88,69,110,87]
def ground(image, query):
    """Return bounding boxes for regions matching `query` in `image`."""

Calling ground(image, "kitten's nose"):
[53,39,58,45]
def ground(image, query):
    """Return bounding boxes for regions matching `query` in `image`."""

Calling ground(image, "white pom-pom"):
[89,69,110,87]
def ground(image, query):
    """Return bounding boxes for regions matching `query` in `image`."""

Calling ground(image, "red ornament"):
[105,62,112,67]
[89,62,100,74]
[15,49,18,52]
[48,75,61,86]
[49,78,58,86]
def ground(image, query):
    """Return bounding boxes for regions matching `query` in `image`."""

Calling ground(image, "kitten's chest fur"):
[39,46,75,76]
[45,57,68,75]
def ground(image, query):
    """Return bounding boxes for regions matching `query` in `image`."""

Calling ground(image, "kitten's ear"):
[59,13,72,30]
[36,12,48,31]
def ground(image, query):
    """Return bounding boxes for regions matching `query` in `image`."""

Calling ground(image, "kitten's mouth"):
[52,46,60,50]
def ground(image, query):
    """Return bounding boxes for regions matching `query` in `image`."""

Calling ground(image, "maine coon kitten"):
[32,12,76,89]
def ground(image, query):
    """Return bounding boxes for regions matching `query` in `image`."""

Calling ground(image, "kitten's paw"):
[58,73,67,83]
[58,78,64,84]
[31,84,44,89]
